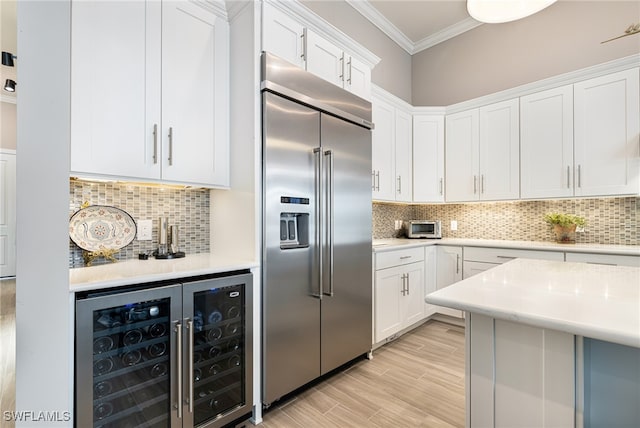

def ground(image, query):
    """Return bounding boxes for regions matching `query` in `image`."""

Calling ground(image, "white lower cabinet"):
[463,246,565,279]
[374,248,425,343]
[468,313,575,428]
[565,252,640,267]
[435,246,463,318]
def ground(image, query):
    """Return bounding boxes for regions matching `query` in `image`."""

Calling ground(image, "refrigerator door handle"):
[174,320,183,419]
[186,318,194,414]
[313,147,323,299]
[324,149,334,296]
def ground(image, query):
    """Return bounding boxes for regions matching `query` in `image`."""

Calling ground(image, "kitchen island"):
[426,258,640,427]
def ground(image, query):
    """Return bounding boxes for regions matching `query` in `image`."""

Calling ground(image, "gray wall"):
[302,0,413,103]
[1,101,16,150]
[412,1,640,106]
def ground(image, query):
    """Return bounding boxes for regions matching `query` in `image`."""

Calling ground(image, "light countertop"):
[426,258,640,348]
[373,237,640,256]
[70,253,258,293]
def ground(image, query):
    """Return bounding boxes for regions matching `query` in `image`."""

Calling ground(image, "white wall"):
[412,1,640,105]
[15,1,72,426]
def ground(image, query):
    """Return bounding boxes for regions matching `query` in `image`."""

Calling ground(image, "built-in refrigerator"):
[75,272,252,427]
[261,52,373,406]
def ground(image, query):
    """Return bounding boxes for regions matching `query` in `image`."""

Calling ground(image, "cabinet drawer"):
[376,247,424,270]
[565,252,640,267]
[464,246,564,264]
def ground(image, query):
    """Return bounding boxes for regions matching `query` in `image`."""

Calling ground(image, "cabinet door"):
[262,2,305,68]
[161,2,229,186]
[345,55,371,100]
[520,85,574,199]
[463,261,498,279]
[374,267,403,342]
[70,0,161,180]
[413,114,445,202]
[305,29,344,88]
[574,68,640,197]
[372,98,396,201]
[403,262,425,327]
[424,246,437,317]
[446,109,479,202]
[394,109,413,202]
[435,246,463,318]
[479,99,520,200]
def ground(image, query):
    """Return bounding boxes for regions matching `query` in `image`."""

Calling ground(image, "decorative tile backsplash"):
[374,197,640,246]
[69,180,210,268]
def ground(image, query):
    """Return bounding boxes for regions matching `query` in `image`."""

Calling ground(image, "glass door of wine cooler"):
[182,273,253,428]
[76,284,183,428]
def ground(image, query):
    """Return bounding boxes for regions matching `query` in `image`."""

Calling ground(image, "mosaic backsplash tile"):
[374,197,639,246]
[69,180,210,268]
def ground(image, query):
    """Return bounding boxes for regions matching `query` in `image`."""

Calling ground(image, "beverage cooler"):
[75,272,253,428]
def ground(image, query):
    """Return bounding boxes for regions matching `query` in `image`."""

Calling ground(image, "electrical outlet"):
[138,219,153,240]
[394,220,402,230]
[576,226,585,233]
[450,220,458,231]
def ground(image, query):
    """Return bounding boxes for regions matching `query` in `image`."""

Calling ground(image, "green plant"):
[543,212,586,227]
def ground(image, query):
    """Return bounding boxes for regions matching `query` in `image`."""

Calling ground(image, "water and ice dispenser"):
[279,196,309,250]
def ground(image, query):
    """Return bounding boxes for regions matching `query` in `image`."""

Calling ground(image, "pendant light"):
[4,79,16,92]
[467,0,557,24]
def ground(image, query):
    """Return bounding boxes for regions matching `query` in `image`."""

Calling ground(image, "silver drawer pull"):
[496,255,516,260]
[399,255,412,260]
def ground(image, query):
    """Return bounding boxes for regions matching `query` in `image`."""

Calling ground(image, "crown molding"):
[346,0,481,55]
[345,0,414,53]
[1,94,16,104]
[446,54,640,114]
[266,0,381,68]
[413,18,483,54]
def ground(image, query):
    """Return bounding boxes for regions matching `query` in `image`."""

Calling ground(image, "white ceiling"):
[347,0,483,54]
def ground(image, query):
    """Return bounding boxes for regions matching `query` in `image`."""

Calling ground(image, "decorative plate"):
[69,205,137,252]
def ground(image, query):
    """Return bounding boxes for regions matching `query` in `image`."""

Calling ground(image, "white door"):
[70,0,161,180]
[374,267,403,342]
[479,99,520,200]
[463,261,498,279]
[520,85,574,199]
[574,68,640,197]
[413,114,445,202]
[305,29,344,88]
[262,2,305,68]
[445,109,479,202]
[372,98,396,201]
[161,1,229,186]
[403,262,425,327]
[394,109,413,202]
[0,151,16,277]
[424,247,437,317]
[435,246,463,318]
[345,55,371,100]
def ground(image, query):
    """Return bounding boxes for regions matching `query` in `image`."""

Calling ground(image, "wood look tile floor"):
[256,321,465,428]
[0,278,464,428]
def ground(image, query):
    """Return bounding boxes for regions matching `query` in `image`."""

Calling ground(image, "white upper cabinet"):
[371,93,412,202]
[574,68,640,197]
[71,0,229,187]
[445,99,519,202]
[445,109,479,202]
[262,2,373,100]
[262,2,305,68]
[413,114,445,203]
[520,85,574,199]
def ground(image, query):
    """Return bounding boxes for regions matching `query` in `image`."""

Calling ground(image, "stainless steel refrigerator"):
[261,52,373,406]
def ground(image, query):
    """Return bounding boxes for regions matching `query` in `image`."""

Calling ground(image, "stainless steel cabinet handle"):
[473,175,477,194]
[397,176,402,194]
[440,178,443,195]
[481,175,485,194]
[324,150,334,297]
[339,54,345,81]
[186,319,194,414]
[496,255,516,260]
[567,166,570,188]
[300,31,306,60]
[375,171,380,191]
[400,273,407,296]
[406,274,410,295]
[174,321,183,419]
[168,127,174,166]
[456,254,460,274]
[577,164,581,188]
[313,147,323,299]
[372,170,376,191]
[399,255,412,260]
[347,57,352,84]
[153,124,158,164]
